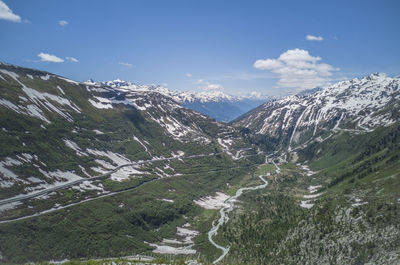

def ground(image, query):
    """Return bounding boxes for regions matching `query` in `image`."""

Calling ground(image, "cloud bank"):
[254,48,336,91]
[0,0,21,22]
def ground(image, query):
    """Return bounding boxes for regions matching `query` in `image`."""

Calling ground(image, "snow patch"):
[56,86,65,95]
[63,139,87,156]
[146,244,197,255]
[194,192,230,210]
[40,74,51,81]
[110,166,142,181]
[57,76,80,85]
[352,198,368,207]
[26,104,50,123]
[133,136,150,152]
[307,185,322,194]
[72,181,104,192]
[0,201,22,213]
[145,223,199,255]
[158,198,174,203]
[89,97,113,109]
[300,200,314,209]
[0,71,81,123]
[0,157,23,186]
[86,148,131,166]
[93,129,104,135]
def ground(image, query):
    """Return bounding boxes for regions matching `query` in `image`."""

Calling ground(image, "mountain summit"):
[87,79,272,122]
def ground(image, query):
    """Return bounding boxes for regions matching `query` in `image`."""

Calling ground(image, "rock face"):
[234,73,400,149]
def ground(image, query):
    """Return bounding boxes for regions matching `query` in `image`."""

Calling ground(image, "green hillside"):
[218,124,400,264]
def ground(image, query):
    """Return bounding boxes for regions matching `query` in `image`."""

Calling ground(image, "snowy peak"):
[234,73,400,149]
[86,79,270,103]
[0,62,256,228]
[85,79,271,122]
[175,90,235,103]
[321,72,395,98]
[87,79,170,95]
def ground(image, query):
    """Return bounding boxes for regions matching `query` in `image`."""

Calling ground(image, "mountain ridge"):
[234,72,400,150]
[87,78,271,103]
[1,63,399,264]
[0,62,257,203]
[86,78,272,122]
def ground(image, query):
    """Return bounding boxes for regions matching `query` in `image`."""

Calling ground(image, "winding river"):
[208,174,269,264]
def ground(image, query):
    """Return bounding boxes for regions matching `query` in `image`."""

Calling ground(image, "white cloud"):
[185,73,192,77]
[66,56,79,62]
[254,48,336,91]
[199,81,224,90]
[119,62,133,68]
[0,0,21,22]
[246,91,269,99]
[203,84,224,90]
[306,35,323,41]
[37,52,65,63]
[59,20,68,26]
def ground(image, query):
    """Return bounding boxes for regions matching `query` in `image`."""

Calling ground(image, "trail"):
[208,174,269,264]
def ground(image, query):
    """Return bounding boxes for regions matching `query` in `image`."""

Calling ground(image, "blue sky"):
[1,0,399,96]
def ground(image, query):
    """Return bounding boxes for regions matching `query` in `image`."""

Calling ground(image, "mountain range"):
[235,73,400,149]
[0,63,399,264]
[86,79,271,122]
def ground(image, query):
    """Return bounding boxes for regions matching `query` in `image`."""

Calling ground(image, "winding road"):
[0,152,261,224]
[208,174,269,264]
[0,177,159,224]
[0,152,223,206]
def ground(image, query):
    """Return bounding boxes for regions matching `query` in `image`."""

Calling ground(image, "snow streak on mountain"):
[235,73,400,149]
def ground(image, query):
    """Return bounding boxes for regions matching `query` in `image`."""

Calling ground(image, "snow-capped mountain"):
[1,63,400,265]
[0,63,254,202]
[87,79,271,122]
[0,63,262,263]
[234,73,400,149]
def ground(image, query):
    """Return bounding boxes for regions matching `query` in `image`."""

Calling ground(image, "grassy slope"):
[218,124,400,265]
[0,65,266,263]
[0,155,261,263]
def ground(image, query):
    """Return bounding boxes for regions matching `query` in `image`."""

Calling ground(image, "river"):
[208,174,269,264]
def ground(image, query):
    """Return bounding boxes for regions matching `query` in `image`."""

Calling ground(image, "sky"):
[0,0,399,97]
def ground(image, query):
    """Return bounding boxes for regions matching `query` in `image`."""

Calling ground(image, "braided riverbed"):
[208,174,269,264]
